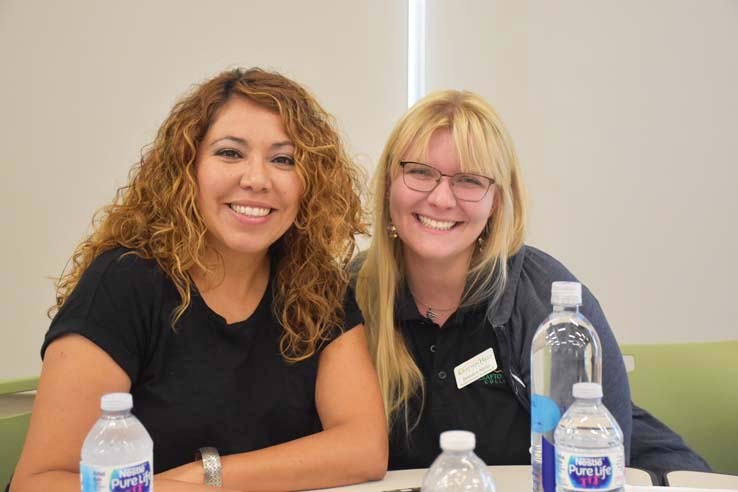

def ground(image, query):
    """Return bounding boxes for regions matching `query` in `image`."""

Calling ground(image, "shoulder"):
[512,245,616,348]
[86,247,163,278]
[508,245,581,312]
[77,247,168,294]
[517,245,580,287]
[501,245,606,329]
[59,247,170,323]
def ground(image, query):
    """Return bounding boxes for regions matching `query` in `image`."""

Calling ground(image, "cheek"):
[278,174,303,215]
[467,200,495,228]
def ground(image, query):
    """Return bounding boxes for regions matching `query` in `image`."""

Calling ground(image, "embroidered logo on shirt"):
[477,368,506,386]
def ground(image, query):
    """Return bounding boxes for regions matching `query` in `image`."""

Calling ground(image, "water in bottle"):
[554,383,624,492]
[531,281,602,492]
[421,431,495,492]
[81,392,154,492]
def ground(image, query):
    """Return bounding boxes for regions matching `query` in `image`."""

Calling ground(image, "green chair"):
[0,377,38,487]
[620,341,738,474]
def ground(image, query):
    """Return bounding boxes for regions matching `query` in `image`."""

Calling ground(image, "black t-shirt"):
[389,285,530,469]
[41,248,363,473]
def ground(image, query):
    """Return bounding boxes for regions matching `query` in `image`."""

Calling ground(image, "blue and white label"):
[81,457,153,492]
[555,446,624,491]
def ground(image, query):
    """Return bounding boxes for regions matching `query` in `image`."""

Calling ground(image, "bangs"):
[452,112,500,179]
[389,96,502,182]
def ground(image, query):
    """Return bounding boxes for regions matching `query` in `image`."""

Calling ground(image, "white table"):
[311,465,655,491]
[666,471,738,490]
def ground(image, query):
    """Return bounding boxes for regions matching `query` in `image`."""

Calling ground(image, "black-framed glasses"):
[399,161,495,202]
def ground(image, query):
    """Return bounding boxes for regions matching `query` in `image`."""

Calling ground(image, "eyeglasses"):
[399,161,495,202]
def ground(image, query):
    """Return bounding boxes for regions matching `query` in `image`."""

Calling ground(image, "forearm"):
[10,470,241,492]
[161,422,387,492]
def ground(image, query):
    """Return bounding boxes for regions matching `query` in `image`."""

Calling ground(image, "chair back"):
[0,377,39,487]
[620,341,738,474]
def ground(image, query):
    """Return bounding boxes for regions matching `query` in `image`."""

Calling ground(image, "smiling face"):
[389,128,495,265]
[195,96,302,261]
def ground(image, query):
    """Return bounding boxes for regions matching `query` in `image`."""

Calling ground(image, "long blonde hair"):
[53,67,366,362]
[355,90,527,430]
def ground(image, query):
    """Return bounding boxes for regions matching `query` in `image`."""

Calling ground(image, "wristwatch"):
[196,446,222,487]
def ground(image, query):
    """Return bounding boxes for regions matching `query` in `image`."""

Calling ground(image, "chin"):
[219,241,273,257]
[405,243,468,262]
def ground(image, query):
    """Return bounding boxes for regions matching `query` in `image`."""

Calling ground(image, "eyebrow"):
[270,141,294,150]
[210,136,247,147]
[209,136,294,150]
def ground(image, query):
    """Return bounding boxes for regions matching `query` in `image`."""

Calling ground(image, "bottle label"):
[555,446,624,491]
[81,457,153,492]
[531,394,561,433]
[542,436,556,492]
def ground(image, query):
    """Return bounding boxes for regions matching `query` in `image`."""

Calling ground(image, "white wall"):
[3,1,736,380]
[0,0,407,379]
[427,0,738,343]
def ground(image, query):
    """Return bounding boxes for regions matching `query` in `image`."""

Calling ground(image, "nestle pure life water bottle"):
[81,393,154,492]
[531,282,602,492]
[421,431,495,492]
[554,383,624,492]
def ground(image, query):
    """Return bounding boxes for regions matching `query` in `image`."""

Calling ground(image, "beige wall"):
[427,0,738,343]
[0,0,406,379]
[2,1,737,380]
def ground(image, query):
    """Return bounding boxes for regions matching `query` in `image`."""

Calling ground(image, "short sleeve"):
[41,249,161,385]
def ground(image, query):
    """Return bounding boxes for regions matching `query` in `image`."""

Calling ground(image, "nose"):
[239,157,271,192]
[426,177,456,208]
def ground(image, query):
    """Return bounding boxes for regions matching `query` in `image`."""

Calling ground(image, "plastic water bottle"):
[531,282,602,492]
[81,393,154,492]
[421,431,495,492]
[554,383,624,492]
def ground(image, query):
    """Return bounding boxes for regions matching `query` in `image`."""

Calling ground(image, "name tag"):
[454,348,498,389]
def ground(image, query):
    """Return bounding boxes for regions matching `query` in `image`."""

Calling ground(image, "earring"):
[477,222,490,250]
[388,223,398,239]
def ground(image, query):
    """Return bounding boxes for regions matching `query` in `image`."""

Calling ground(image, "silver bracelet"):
[196,446,223,487]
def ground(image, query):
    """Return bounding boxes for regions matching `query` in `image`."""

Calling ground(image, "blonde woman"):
[353,90,633,469]
[11,68,387,492]
[355,90,711,480]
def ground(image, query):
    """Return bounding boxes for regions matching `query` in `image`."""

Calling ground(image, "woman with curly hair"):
[10,68,387,492]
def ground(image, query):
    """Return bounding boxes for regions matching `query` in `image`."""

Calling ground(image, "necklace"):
[412,296,459,322]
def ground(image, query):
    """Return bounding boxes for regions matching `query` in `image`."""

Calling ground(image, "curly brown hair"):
[52,67,367,362]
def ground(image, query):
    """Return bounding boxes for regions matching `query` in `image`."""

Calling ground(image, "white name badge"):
[454,348,498,389]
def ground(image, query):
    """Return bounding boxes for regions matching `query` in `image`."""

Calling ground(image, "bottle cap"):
[101,392,133,412]
[551,281,582,307]
[439,430,476,451]
[573,382,603,399]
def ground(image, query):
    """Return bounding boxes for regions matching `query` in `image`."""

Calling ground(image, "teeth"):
[418,214,456,230]
[230,204,271,217]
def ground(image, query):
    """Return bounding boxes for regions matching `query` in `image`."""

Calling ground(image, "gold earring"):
[388,223,398,239]
[477,222,490,250]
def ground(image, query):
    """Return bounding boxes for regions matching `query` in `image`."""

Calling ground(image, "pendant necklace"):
[412,296,459,322]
